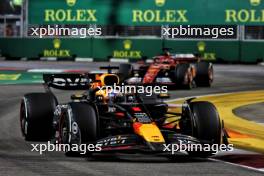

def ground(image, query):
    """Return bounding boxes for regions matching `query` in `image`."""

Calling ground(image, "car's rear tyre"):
[20,93,57,141]
[59,102,98,156]
[172,63,193,89]
[119,63,133,81]
[195,62,213,87]
[188,101,221,157]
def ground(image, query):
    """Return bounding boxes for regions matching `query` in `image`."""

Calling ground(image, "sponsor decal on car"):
[97,136,127,146]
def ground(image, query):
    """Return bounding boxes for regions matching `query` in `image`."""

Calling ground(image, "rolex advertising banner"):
[28,0,264,25]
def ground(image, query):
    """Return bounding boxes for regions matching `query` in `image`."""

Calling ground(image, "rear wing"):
[99,66,119,73]
[43,74,90,90]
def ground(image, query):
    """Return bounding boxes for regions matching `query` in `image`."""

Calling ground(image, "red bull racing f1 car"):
[20,70,227,158]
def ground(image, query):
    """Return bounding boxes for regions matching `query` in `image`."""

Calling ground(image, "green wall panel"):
[1,38,263,63]
[29,0,264,25]
[241,41,264,62]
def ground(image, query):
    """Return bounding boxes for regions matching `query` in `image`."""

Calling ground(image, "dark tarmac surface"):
[234,103,264,125]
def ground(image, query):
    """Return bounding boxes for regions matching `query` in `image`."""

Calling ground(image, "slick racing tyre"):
[195,62,214,87]
[173,63,194,89]
[188,101,221,158]
[119,63,133,82]
[59,102,98,156]
[20,93,57,141]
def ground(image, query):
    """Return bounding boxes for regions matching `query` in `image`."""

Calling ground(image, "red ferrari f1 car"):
[120,51,213,89]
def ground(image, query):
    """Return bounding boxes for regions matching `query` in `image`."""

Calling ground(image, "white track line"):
[110,58,129,63]
[210,149,264,173]
[166,91,240,103]
[75,58,94,62]
[210,158,264,173]
[27,69,65,73]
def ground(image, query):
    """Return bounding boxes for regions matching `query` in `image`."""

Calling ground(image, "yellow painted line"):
[170,90,264,153]
[0,74,21,81]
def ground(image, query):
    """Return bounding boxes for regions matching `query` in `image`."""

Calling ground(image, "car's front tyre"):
[20,93,57,141]
[188,101,221,157]
[58,102,98,156]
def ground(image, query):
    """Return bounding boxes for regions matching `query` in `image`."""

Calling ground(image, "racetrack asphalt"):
[0,62,263,176]
[234,103,264,125]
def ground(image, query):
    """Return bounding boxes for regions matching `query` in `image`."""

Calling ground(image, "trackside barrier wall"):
[0,38,262,63]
